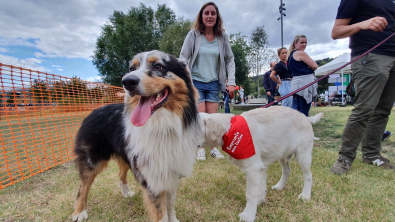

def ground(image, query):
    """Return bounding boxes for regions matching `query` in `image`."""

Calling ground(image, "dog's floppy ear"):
[177,57,193,82]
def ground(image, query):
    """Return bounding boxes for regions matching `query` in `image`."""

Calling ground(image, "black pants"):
[267,92,275,104]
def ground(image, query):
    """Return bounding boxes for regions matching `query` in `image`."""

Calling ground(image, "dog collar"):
[222,116,255,159]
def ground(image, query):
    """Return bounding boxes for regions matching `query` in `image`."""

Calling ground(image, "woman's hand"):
[228,85,235,95]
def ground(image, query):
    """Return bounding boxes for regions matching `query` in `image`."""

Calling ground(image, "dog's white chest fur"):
[124,108,201,195]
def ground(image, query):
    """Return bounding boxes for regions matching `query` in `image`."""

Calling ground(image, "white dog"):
[199,106,323,222]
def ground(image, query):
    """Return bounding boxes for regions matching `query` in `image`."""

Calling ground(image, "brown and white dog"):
[72,50,203,222]
[199,106,323,222]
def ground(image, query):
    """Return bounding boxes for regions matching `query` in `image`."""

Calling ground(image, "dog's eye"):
[153,64,163,71]
[129,66,135,72]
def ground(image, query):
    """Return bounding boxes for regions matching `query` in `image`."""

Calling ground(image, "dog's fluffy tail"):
[308,112,323,124]
[308,113,323,141]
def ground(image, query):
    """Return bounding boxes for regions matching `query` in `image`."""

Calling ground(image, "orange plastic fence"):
[0,63,124,189]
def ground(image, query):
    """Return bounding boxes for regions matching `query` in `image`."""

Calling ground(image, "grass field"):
[0,106,394,221]
[0,111,90,188]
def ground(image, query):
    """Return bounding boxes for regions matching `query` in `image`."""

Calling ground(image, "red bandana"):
[222,116,255,159]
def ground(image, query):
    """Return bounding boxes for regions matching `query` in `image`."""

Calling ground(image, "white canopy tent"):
[315,52,352,105]
[315,52,351,76]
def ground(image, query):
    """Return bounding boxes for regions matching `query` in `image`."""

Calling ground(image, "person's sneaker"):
[197,149,206,161]
[382,130,393,141]
[330,158,351,175]
[211,148,224,159]
[362,155,395,169]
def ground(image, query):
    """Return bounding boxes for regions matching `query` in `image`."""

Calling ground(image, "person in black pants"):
[263,61,277,104]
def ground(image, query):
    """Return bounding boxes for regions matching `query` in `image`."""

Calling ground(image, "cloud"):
[85,76,102,83]
[0,54,49,72]
[0,47,6,53]
[167,0,342,58]
[0,37,36,47]
[307,38,351,60]
[0,0,346,64]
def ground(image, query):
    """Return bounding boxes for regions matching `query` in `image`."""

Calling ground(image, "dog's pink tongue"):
[131,96,152,126]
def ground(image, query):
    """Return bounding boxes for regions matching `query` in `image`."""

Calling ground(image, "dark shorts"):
[193,80,220,103]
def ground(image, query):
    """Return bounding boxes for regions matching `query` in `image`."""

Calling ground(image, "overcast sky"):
[0,0,349,82]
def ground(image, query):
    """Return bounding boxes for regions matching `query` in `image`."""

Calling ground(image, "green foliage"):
[315,57,334,94]
[247,75,265,97]
[247,26,277,96]
[6,98,14,104]
[29,77,90,104]
[89,87,104,100]
[51,80,66,101]
[92,3,176,86]
[30,79,50,101]
[259,86,266,96]
[317,77,329,94]
[65,76,88,97]
[229,33,250,94]
[249,78,257,97]
[316,57,334,66]
[155,4,177,36]
[159,18,193,56]
[250,26,268,50]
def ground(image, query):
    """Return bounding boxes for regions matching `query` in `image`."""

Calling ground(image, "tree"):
[159,18,193,56]
[248,26,277,96]
[155,4,177,36]
[250,26,268,50]
[229,33,250,95]
[316,57,334,67]
[92,3,176,86]
[89,86,104,101]
[30,79,50,102]
[51,80,67,101]
[315,57,335,94]
[65,76,88,96]
[5,91,15,105]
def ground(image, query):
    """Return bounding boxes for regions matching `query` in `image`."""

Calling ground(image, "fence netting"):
[0,63,124,189]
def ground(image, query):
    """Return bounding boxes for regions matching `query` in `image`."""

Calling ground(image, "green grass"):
[0,106,394,221]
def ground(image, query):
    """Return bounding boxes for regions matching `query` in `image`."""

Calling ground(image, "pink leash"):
[262,32,395,108]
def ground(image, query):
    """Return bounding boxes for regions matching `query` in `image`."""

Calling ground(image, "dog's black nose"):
[122,76,140,91]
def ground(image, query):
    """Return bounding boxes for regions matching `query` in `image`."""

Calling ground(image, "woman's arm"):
[297,51,318,71]
[331,17,388,40]
[179,30,194,63]
[223,33,236,94]
[270,70,281,85]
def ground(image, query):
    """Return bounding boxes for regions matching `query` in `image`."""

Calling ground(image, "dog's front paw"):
[123,190,135,197]
[119,182,135,197]
[298,192,311,200]
[239,211,256,222]
[72,210,88,222]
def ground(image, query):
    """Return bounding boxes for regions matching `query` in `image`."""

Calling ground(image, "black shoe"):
[382,131,393,141]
